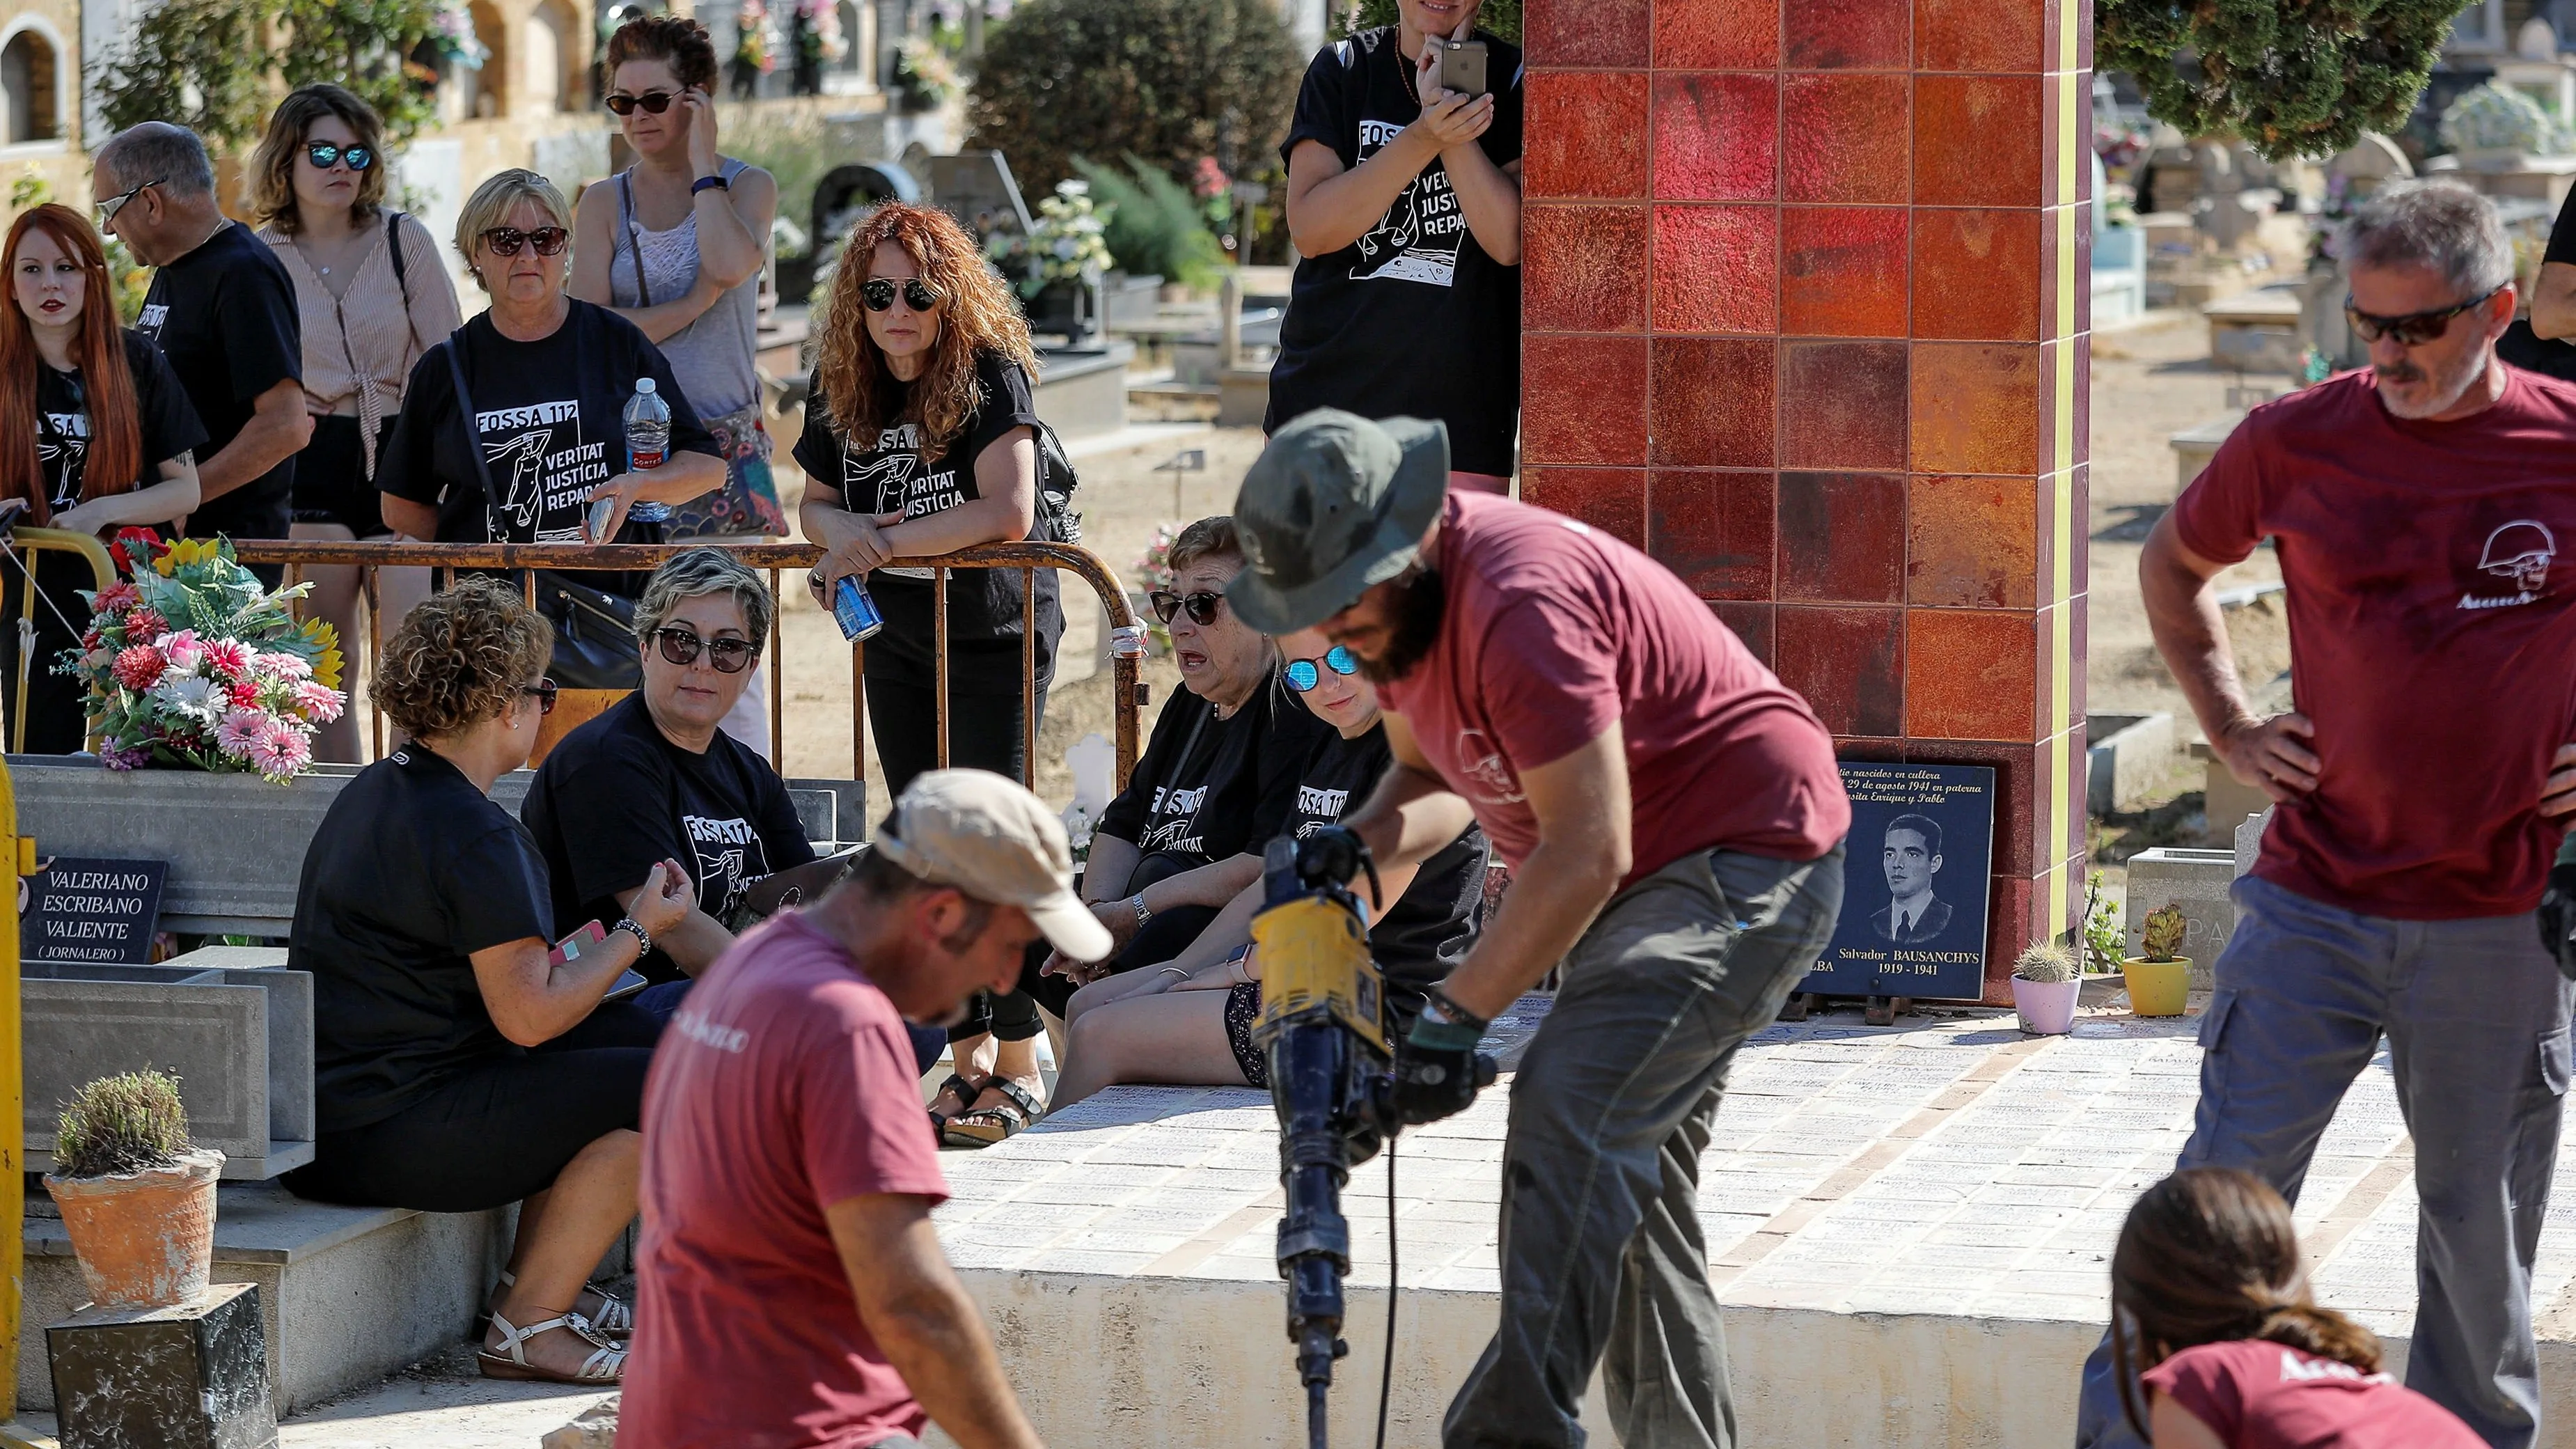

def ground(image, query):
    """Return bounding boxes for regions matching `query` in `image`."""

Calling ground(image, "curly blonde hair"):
[374,578,553,741]
[815,203,1039,459]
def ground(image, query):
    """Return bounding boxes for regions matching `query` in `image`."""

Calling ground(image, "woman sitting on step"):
[283,579,694,1387]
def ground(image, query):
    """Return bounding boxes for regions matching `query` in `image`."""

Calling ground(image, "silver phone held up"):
[1432,37,1489,100]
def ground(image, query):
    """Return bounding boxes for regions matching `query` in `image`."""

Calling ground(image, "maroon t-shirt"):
[2172,366,2576,918]
[621,913,948,1449]
[2142,1340,2481,1448]
[1378,491,1848,886]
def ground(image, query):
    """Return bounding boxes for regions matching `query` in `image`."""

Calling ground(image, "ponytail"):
[2254,1302,2380,1373]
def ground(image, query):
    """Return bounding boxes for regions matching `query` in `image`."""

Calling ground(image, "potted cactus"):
[44,1070,224,1309]
[2011,941,2083,1035]
[2123,903,2193,1017]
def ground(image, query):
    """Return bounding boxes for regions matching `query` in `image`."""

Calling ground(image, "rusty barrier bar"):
[228,539,1145,795]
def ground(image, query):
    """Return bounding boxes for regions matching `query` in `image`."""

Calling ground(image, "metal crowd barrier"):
[219,538,1144,794]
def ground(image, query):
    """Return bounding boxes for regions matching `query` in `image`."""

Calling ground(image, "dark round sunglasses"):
[1282,646,1359,693]
[481,226,569,258]
[1149,589,1224,626]
[2343,285,2502,347]
[604,89,678,116]
[652,626,758,673]
[521,678,559,715]
[861,277,942,313]
[305,143,373,172]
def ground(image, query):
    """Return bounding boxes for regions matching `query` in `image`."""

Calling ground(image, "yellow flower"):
[299,618,345,692]
[154,538,223,577]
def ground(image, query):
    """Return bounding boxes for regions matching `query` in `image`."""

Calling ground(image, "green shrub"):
[97,0,450,153]
[2098,0,2464,161]
[721,107,833,256]
[1345,0,1520,43]
[968,0,1299,195]
[1074,156,1226,289]
[56,1070,191,1180]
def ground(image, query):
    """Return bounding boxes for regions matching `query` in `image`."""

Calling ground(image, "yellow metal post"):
[0,764,25,1415]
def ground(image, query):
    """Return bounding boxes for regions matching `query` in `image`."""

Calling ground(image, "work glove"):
[1389,995,1496,1127]
[2540,845,2576,982]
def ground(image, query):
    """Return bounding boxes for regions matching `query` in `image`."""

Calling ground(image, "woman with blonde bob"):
[287,579,696,1386]
[793,201,1063,1140]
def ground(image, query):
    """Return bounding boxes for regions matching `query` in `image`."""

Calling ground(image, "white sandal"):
[490,1269,634,1340]
[477,1310,625,1384]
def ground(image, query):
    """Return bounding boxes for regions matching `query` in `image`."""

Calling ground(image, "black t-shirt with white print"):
[521,693,818,985]
[793,348,1064,658]
[1283,721,1488,1023]
[133,221,301,541]
[1267,26,1524,476]
[378,300,716,545]
[34,330,206,515]
[1095,676,1330,872]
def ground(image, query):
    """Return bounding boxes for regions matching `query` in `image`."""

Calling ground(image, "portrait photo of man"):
[1870,814,1951,945]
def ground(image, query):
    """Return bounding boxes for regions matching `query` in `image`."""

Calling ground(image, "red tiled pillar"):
[1519,0,2091,1003]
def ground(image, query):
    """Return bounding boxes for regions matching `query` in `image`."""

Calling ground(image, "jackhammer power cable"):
[1378,1135,1397,1449]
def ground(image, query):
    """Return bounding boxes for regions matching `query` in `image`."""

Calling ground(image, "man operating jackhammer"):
[1227,410,1853,1449]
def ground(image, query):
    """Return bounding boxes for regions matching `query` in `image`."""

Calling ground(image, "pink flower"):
[124,609,166,641]
[214,708,267,761]
[291,680,344,723]
[250,652,312,684]
[201,639,251,682]
[111,645,163,691]
[93,582,139,615]
[155,629,203,673]
[246,716,311,779]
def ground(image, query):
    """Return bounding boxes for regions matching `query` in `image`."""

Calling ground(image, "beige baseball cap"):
[873,769,1113,962]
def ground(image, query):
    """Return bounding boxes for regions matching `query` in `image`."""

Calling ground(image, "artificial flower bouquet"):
[58,531,347,782]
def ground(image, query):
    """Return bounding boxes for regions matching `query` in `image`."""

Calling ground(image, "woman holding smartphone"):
[0,203,205,752]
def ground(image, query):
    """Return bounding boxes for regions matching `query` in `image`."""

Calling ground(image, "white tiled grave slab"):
[928,1001,2576,1448]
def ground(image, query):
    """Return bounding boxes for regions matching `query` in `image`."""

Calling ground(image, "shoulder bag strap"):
[617,172,653,308]
[385,211,410,305]
[442,332,501,543]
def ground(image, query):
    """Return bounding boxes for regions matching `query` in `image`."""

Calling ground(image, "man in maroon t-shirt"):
[2073,182,2576,1449]
[620,770,1110,1449]
[1228,409,1851,1449]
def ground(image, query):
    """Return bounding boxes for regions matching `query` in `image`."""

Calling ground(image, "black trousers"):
[1013,851,1218,1019]
[0,549,97,754]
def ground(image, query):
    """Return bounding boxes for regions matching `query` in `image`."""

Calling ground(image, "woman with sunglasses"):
[379,170,723,560]
[1049,625,1488,1109]
[287,578,697,1386]
[0,203,205,753]
[253,84,463,762]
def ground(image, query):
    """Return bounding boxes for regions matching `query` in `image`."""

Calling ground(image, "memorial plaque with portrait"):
[1798,762,1996,1001]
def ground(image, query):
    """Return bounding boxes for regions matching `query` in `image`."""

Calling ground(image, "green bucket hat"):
[1225,409,1449,634]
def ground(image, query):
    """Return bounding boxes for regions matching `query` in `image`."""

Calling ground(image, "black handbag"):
[443,331,657,691]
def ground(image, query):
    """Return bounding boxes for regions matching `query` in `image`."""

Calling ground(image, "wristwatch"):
[691,173,730,195]
[611,916,652,954]
[1130,894,1154,932]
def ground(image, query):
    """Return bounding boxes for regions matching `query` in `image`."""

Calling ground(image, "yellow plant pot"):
[2121,957,2192,1017]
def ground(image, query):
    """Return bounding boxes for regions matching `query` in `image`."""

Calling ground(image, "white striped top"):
[258,212,464,474]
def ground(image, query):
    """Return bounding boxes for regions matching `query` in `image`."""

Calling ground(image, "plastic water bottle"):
[622,377,672,526]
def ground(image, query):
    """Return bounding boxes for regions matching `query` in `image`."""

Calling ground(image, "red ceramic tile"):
[1913,207,2043,340]
[1525,0,1649,67]
[1524,72,1651,201]
[1781,207,1907,337]
[1908,473,2037,607]
[1977,874,2036,1003]
[1778,471,1903,603]
[1781,340,1906,470]
[1523,467,1647,550]
[1784,75,1910,204]
[1522,334,1649,466]
[1917,0,2045,72]
[1775,606,1903,737]
[1651,337,1777,467]
[1649,470,1776,600]
[1914,76,2042,207]
[1654,0,1779,68]
[1521,205,1649,333]
[1653,206,1778,334]
[1653,74,1778,202]
[1712,602,1775,667]
[1785,0,1908,68]
[1907,737,2043,877]
[1909,343,2041,475]
[1904,607,2039,739]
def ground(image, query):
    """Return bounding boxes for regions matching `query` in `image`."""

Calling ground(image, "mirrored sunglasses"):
[1282,646,1360,692]
[481,226,569,258]
[861,277,942,313]
[305,143,373,172]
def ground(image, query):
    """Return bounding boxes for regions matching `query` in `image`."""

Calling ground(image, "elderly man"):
[93,122,309,577]
[2073,181,2576,1448]
[1227,410,1850,1449]
[619,769,1106,1449]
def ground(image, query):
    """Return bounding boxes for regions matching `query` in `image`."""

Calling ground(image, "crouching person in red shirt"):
[618,769,1112,1449]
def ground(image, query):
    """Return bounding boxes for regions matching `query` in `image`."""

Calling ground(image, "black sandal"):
[943,1078,1043,1148]
[927,1072,981,1134]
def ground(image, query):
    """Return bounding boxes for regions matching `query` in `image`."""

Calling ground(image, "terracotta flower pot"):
[2011,975,2082,1035]
[45,1148,224,1309]
[2122,957,2193,1018]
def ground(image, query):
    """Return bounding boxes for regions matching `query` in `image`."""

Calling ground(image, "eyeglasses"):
[480,226,569,258]
[861,277,942,313]
[652,626,758,673]
[2344,285,2504,347]
[604,89,677,116]
[1282,646,1359,693]
[1148,590,1224,626]
[521,678,559,715]
[304,143,373,173]
[96,178,162,226]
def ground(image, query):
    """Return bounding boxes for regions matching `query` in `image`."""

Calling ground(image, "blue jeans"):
[2073,875,2573,1448]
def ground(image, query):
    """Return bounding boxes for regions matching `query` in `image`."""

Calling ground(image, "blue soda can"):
[833,574,885,641]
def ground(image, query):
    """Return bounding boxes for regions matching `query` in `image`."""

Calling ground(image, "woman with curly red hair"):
[0,203,205,751]
[795,201,1062,1142]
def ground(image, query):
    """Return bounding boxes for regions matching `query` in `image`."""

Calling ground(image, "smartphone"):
[602,969,652,1003]
[549,920,610,968]
[1435,38,1488,99]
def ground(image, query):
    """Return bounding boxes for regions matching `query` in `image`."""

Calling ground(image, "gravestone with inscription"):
[18,856,165,964]
[1798,762,1997,1002]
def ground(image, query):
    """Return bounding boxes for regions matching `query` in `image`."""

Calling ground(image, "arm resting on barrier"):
[828,1194,1046,1449]
[879,432,1038,559]
[52,452,201,535]
[381,494,439,542]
